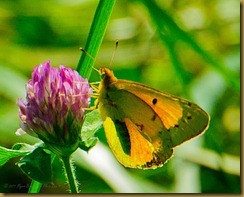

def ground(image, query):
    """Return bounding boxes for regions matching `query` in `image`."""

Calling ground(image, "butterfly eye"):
[100,68,105,74]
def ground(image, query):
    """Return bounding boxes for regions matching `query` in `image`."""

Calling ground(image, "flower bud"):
[17,61,92,156]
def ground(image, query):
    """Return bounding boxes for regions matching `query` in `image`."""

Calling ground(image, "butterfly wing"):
[99,88,174,169]
[97,68,209,169]
[113,80,210,147]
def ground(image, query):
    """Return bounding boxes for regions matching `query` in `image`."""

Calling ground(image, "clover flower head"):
[17,61,92,156]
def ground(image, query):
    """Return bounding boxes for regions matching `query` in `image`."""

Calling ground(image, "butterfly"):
[95,67,210,169]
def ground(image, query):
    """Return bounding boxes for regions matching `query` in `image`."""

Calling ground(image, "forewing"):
[114,80,210,147]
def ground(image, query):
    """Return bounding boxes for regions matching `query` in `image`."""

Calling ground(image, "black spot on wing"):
[152,98,158,105]
[187,112,192,120]
[144,153,163,169]
[151,114,157,121]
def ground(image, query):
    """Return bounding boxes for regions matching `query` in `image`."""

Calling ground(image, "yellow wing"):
[97,68,209,169]
[113,80,210,147]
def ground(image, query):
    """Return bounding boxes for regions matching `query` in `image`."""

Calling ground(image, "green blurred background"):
[0,0,240,193]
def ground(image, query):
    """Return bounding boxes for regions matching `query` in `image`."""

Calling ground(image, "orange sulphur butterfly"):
[96,67,210,169]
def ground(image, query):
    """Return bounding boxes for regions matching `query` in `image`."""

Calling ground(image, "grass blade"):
[77,0,116,79]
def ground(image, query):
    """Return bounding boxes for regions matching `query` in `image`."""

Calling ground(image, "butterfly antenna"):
[109,40,119,68]
[80,47,102,73]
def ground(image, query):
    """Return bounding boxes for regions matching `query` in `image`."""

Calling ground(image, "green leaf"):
[18,147,52,184]
[0,146,30,166]
[79,109,103,151]
[28,152,56,193]
[79,137,98,152]
[77,0,116,79]
[83,109,103,136]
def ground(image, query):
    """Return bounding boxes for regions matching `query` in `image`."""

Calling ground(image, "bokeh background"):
[0,0,240,193]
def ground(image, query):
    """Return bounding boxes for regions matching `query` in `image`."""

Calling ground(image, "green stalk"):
[77,0,116,79]
[62,156,78,193]
[62,1,116,193]
[28,180,43,193]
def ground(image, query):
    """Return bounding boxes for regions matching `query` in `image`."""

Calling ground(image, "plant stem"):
[62,156,78,193]
[28,180,42,193]
[77,0,116,79]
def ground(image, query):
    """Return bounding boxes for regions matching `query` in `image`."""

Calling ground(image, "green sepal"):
[79,109,102,152]
[18,147,52,184]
